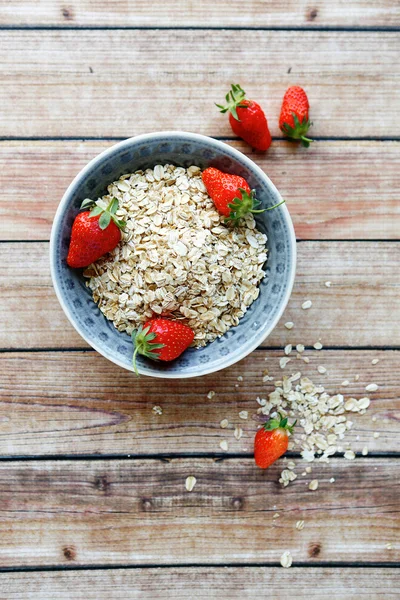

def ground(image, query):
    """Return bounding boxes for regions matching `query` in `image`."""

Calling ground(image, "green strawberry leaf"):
[89,205,104,217]
[98,211,112,230]
[216,83,248,122]
[226,188,285,226]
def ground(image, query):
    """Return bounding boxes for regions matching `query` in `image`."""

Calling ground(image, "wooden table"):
[0,1,399,597]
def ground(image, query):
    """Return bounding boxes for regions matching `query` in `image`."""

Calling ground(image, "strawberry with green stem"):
[67,197,125,268]
[279,86,313,147]
[254,413,296,469]
[216,84,272,151]
[131,318,195,375]
[202,167,284,225]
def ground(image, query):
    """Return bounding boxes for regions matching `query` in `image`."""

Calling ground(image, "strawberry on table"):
[279,86,313,147]
[202,167,284,225]
[131,318,195,374]
[67,197,125,268]
[216,84,272,151]
[254,414,296,469]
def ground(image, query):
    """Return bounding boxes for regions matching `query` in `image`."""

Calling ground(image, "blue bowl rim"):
[50,131,296,378]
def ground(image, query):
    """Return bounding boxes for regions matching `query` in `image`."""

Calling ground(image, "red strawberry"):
[202,167,284,225]
[132,318,195,374]
[67,197,125,268]
[279,86,313,147]
[216,84,272,151]
[254,414,296,469]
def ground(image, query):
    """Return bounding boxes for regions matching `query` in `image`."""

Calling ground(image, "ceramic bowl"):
[50,131,296,378]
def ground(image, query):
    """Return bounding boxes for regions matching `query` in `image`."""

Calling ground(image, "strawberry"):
[254,414,296,469]
[131,318,195,374]
[279,86,313,147]
[216,84,272,151]
[202,167,284,225]
[67,197,125,268]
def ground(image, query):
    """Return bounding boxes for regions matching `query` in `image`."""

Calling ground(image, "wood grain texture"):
[2,140,400,241]
[1,0,399,27]
[1,568,399,600]
[0,350,397,456]
[1,241,399,349]
[1,31,399,137]
[0,458,398,566]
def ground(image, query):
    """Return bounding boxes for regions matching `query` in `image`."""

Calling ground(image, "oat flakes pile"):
[84,164,267,346]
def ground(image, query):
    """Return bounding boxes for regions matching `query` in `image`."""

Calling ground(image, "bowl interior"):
[51,133,295,377]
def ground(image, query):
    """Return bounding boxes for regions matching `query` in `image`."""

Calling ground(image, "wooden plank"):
[0,458,398,566]
[1,568,399,600]
[1,0,400,27]
[0,350,397,456]
[1,241,399,349]
[1,31,399,137]
[2,140,400,241]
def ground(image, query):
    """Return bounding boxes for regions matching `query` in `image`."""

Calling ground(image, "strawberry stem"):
[226,188,285,226]
[131,325,165,376]
[263,413,296,434]
[80,197,126,231]
[281,113,313,148]
[216,84,248,122]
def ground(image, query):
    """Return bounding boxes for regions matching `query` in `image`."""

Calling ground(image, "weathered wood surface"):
[1,31,399,138]
[1,0,400,27]
[2,140,400,241]
[1,568,399,600]
[0,458,398,567]
[0,350,397,456]
[1,241,398,349]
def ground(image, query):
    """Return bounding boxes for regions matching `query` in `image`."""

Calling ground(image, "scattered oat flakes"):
[234,426,243,440]
[287,461,296,470]
[371,359,379,365]
[280,551,293,568]
[302,300,312,310]
[373,432,380,439]
[330,477,335,483]
[220,419,229,429]
[284,344,293,356]
[354,374,360,381]
[284,322,294,330]
[152,405,163,415]
[341,380,350,387]
[365,384,379,392]
[280,357,291,369]
[185,476,197,492]
[295,520,305,530]
[344,450,355,460]
[317,365,327,374]
[207,391,215,399]
[273,513,280,519]
[313,342,323,350]
[219,440,228,451]
[386,543,393,550]
[372,416,377,422]
[325,281,332,288]
[296,344,305,353]
[308,479,319,491]
[362,447,369,456]
[237,376,243,382]
[239,411,248,420]
[305,466,312,474]
[302,356,310,364]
